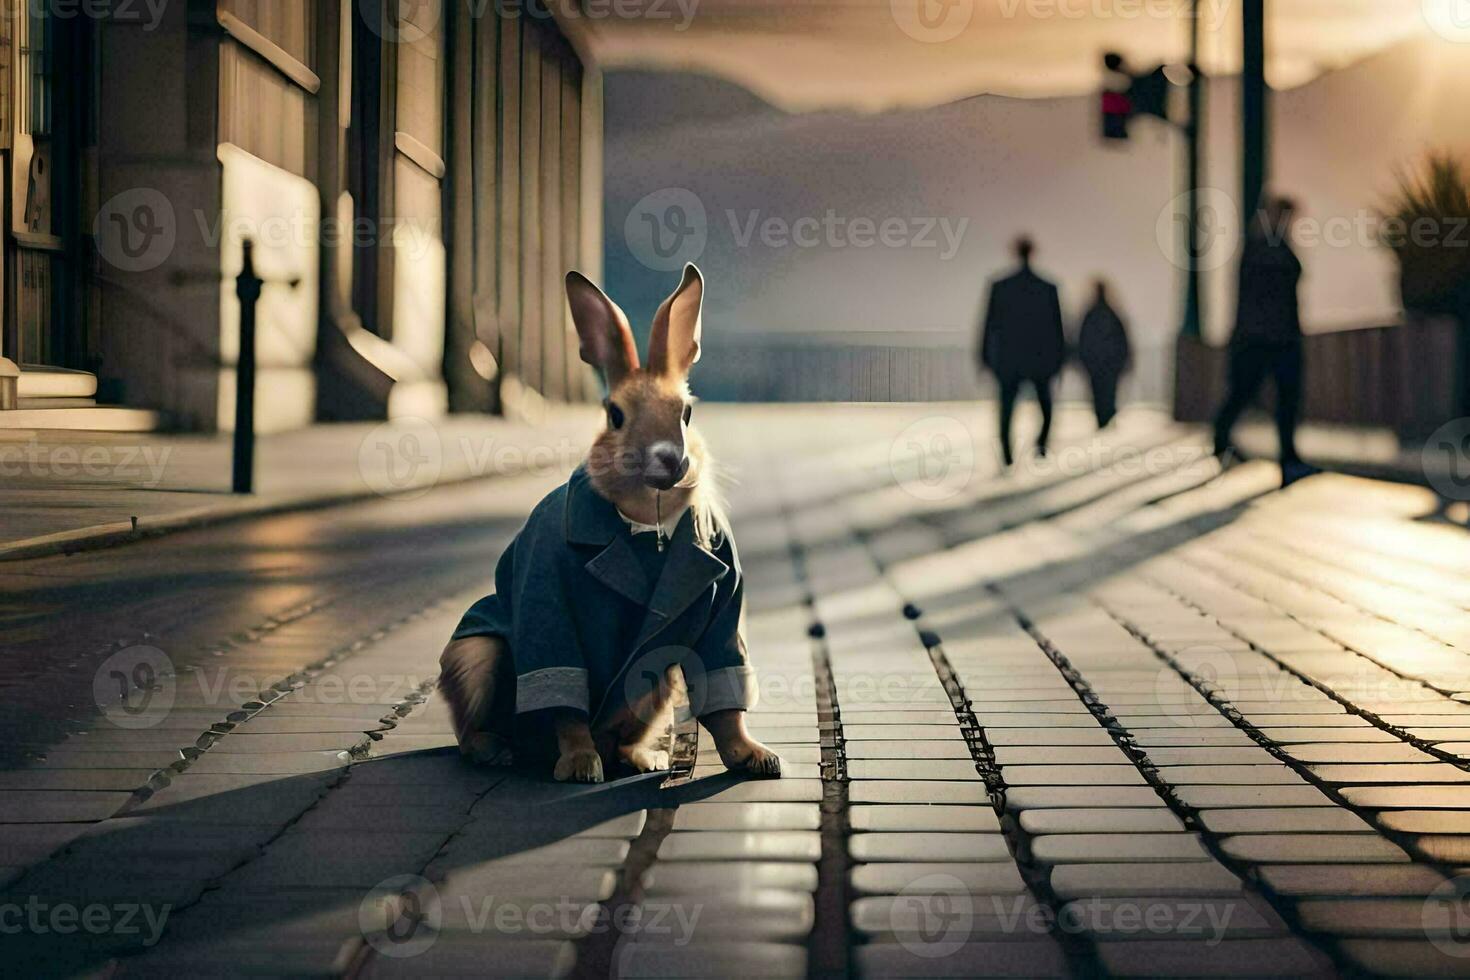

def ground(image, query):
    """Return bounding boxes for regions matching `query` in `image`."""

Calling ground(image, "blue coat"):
[452,465,757,727]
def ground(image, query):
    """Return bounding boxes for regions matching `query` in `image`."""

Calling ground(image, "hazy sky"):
[577,0,1463,110]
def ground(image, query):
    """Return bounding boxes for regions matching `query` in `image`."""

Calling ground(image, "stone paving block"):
[1139,747,1278,766]
[1407,834,1470,863]
[360,937,577,978]
[1031,833,1208,864]
[0,791,132,823]
[849,805,1001,833]
[1310,763,1470,784]
[0,824,90,867]
[847,760,980,780]
[842,725,967,740]
[1153,765,1308,786]
[1256,726,1398,743]
[1335,939,1470,977]
[1048,861,1244,899]
[613,939,806,978]
[849,862,1027,896]
[991,746,1136,765]
[658,831,821,862]
[1004,787,1161,809]
[849,782,990,805]
[1256,864,1449,897]
[1219,834,1409,864]
[844,740,973,760]
[851,893,1047,941]
[853,939,1070,978]
[1001,765,1147,787]
[1060,894,1286,941]
[674,778,822,804]
[1373,809,1470,834]
[1128,730,1260,747]
[0,768,159,792]
[671,803,819,831]
[693,762,821,780]
[1197,807,1374,834]
[1295,896,1470,938]
[840,711,963,725]
[849,832,1012,863]
[644,861,819,896]
[184,750,352,776]
[1172,785,1336,809]
[1341,786,1470,808]
[1094,936,1332,977]
[984,728,1121,747]
[633,890,815,943]
[1284,743,1439,764]
[1019,808,1183,835]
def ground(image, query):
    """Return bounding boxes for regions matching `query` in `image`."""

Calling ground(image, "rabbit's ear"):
[646,264,704,378]
[566,271,639,388]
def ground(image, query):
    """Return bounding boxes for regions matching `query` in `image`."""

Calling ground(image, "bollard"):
[233,240,263,494]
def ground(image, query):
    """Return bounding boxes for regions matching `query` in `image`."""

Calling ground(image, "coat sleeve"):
[506,498,594,717]
[979,282,998,369]
[684,533,759,717]
[1047,285,1067,373]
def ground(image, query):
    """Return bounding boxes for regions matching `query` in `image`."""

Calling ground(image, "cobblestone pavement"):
[4,405,1470,977]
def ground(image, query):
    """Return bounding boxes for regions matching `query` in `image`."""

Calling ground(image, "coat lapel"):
[564,469,653,608]
[631,511,729,653]
[562,466,730,651]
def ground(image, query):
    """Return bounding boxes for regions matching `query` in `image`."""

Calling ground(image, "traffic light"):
[1100,54,1173,142]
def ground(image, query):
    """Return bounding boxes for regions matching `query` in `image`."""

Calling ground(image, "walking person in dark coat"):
[1212,195,1315,485]
[979,236,1067,465]
[1076,279,1132,429]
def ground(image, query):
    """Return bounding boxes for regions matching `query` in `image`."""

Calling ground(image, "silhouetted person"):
[1213,196,1313,484]
[980,237,1066,466]
[1076,280,1132,429]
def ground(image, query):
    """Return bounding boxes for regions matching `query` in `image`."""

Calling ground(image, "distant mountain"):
[604,36,1470,398]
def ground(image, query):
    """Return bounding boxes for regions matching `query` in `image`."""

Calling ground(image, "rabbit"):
[437,264,781,784]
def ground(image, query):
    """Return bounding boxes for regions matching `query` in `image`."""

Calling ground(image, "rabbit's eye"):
[682,404,693,425]
[605,401,626,430]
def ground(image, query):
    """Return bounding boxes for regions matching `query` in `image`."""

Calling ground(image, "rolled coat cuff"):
[688,665,759,716]
[516,667,590,715]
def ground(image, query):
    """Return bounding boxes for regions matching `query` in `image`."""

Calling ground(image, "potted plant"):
[1381,153,1470,413]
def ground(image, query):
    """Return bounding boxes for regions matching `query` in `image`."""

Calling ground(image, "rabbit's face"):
[598,373,697,492]
[566,265,709,518]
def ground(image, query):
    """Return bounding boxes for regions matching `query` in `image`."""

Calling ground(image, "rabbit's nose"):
[644,443,686,489]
